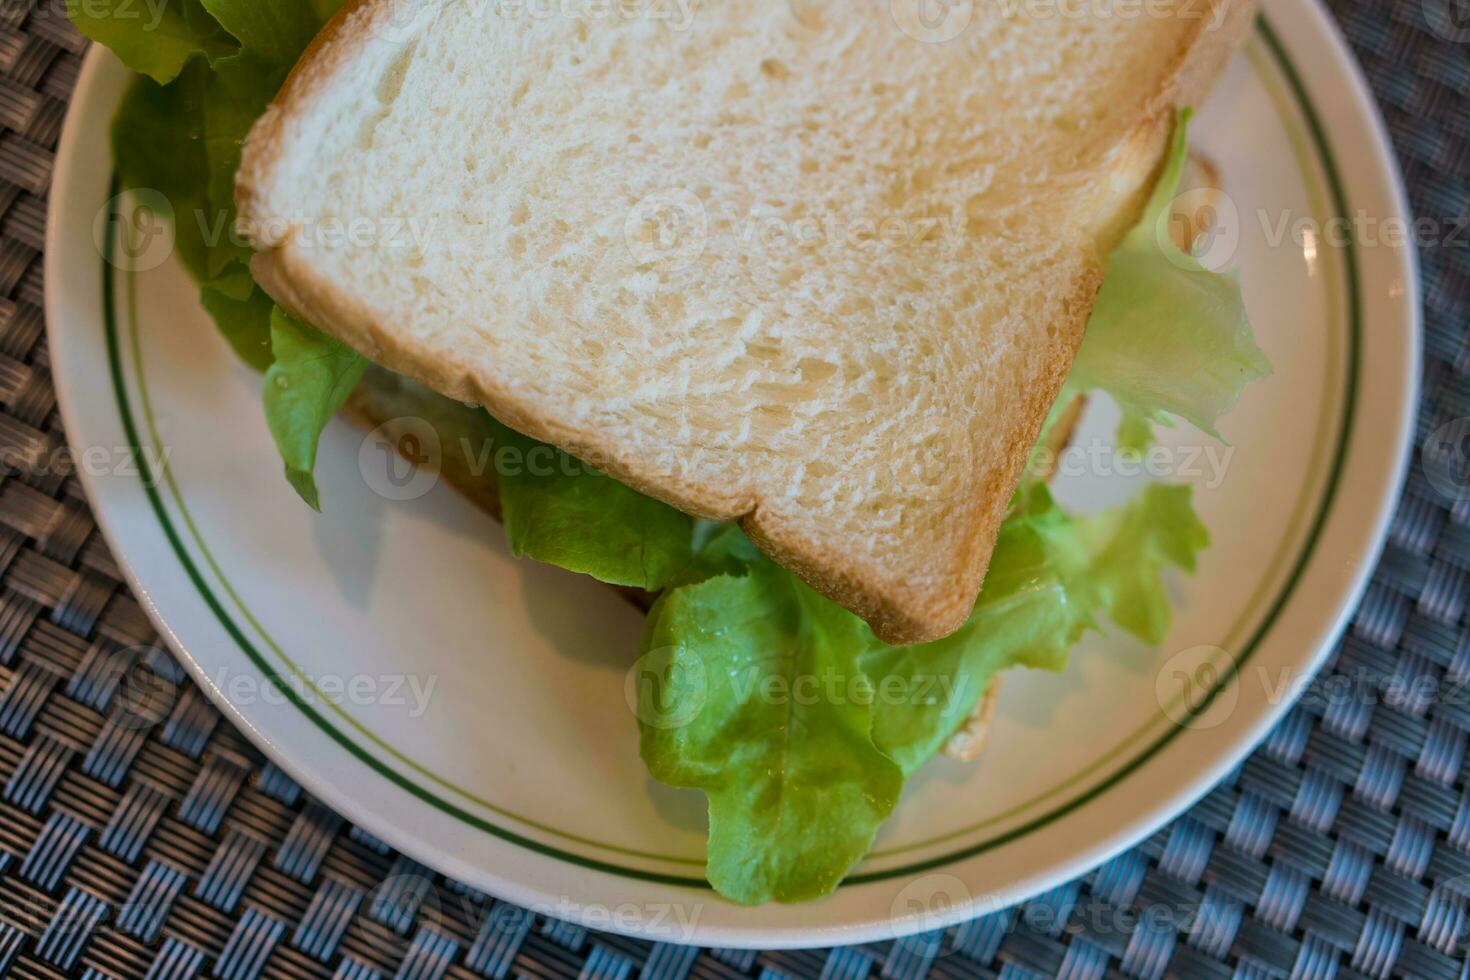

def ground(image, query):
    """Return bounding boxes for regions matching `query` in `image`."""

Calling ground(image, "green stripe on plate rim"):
[101,14,1362,890]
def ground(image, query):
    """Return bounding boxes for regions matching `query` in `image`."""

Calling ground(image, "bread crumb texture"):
[239,0,1240,642]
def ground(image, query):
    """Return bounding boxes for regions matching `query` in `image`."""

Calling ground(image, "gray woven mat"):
[0,1,1466,977]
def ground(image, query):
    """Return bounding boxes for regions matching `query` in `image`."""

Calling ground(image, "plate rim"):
[45,0,1421,949]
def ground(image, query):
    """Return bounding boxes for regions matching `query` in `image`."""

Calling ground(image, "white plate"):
[45,0,1418,949]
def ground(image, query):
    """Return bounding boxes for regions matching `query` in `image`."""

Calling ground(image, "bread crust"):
[343,377,1084,764]
[237,0,1256,645]
[342,375,1079,768]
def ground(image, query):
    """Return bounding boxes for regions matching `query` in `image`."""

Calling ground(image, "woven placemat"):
[0,1,1466,977]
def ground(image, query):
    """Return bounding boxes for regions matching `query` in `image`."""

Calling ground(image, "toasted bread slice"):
[238,0,1253,643]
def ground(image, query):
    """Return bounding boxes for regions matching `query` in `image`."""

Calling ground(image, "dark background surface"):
[0,0,1466,976]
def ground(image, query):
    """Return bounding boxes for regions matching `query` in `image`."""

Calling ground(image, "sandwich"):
[76,0,1269,904]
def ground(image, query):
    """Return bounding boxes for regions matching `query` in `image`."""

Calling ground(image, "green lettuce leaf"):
[93,0,347,306]
[1070,482,1209,643]
[262,307,368,510]
[111,68,211,280]
[864,482,1208,775]
[72,0,236,83]
[639,481,1208,901]
[197,0,332,66]
[1116,413,1157,456]
[1065,109,1271,443]
[193,0,347,275]
[99,0,352,499]
[861,486,1091,776]
[488,419,698,590]
[638,560,905,904]
[676,521,767,585]
[209,2,348,500]
[200,282,275,371]
[197,67,271,276]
